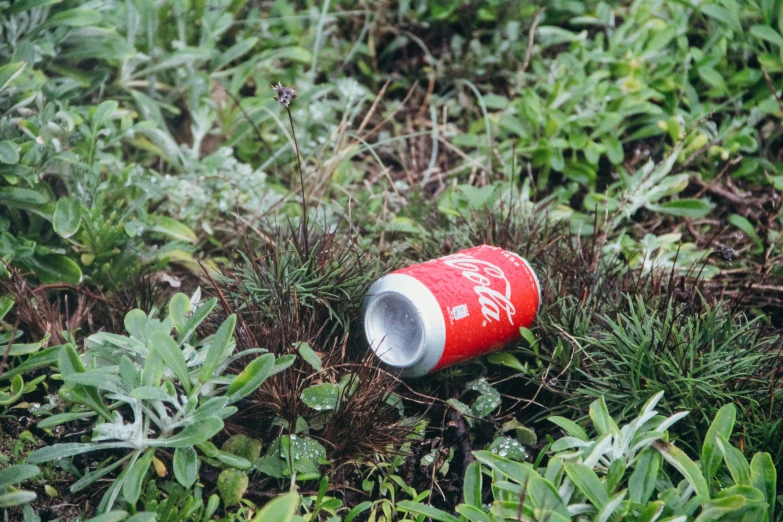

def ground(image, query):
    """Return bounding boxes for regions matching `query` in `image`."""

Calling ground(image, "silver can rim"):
[363,273,446,378]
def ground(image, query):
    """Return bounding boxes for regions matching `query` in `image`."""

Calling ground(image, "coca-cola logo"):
[442,255,515,325]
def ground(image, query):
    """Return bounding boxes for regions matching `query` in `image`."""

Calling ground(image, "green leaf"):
[636,501,665,522]
[251,491,299,522]
[604,136,624,164]
[0,187,48,206]
[58,344,113,421]
[698,66,728,93]
[38,8,102,29]
[702,403,736,487]
[124,309,148,341]
[463,461,482,507]
[629,447,661,504]
[548,416,589,441]
[0,296,12,322]
[216,37,259,69]
[123,449,154,505]
[227,353,275,401]
[589,396,620,437]
[0,141,20,165]
[728,214,762,246]
[221,434,262,462]
[301,383,340,411]
[150,216,196,243]
[751,24,783,48]
[150,418,223,448]
[0,62,26,92]
[701,4,742,33]
[397,501,461,522]
[176,298,217,345]
[695,495,747,522]
[173,446,199,488]
[199,314,236,382]
[24,254,82,285]
[597,490,627,522]
[486,352,527,371]
[27,442,132,463]
[718,433,751,486]
[0,491,37,508]
[0,375,23,405]
[0,465,40,488]
[297,342,322,371]
[564,461,609,508]
[168,293,192,333]
[7,0,61,15]
[654,440,710,500]
[344,501,373,522]
[751,452,776,522]
[148,332,191,394]
[53,198,82,238]
[217,469,248,507]
[647,199,713,218]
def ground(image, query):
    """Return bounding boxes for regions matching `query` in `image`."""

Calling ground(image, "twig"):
[762,66,783,114]
[287,107,309,259]
[520,9,545,76]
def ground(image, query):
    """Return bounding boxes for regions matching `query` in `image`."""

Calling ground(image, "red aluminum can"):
[363,245,541,377]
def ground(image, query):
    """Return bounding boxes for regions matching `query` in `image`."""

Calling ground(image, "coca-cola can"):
[363,245,541,377]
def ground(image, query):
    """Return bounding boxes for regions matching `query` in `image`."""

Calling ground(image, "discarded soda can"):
[363,245,541,377]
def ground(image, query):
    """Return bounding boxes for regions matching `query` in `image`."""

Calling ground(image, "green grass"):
[1,0,783,520]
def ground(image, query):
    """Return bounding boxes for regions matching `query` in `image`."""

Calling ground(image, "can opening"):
[365,292,424,368]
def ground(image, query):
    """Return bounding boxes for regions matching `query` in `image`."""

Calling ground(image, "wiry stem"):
[287,106,309,259]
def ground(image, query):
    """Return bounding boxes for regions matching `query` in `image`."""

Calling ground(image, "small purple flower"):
[273,82,297,108]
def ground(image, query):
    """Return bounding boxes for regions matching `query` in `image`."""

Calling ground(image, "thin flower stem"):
[287,106,309,259]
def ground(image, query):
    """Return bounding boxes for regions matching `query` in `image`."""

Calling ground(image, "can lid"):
[363,273,446,377]
[364,292,425,368]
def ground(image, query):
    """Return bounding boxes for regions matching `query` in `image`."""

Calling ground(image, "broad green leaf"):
[0,345,62,381]
[7,0,61,15]
[0,375,23,405]
[698,66,728,92]
[751,452,776,522]
[648,199,713,218]
[637,501,665,522]
[629,447,661,504]
[173,446,199,488]
[271,354,296,376]
[548,415,589,441]
[122,449,154,505]
[52,198,82,238]
[301,383,340,411]
[216,37,259,69]
[221,434,262,461]
[474,450,535,485]
[38,8,102,29]
[129,386,173,402]
[344,501,373,522]
[150,216,196,243]
[0,296,12,322]
[296,342,322,371]
[597,490,627,522]
[92,100,118,131]
[58,344,112,421]
[227,353,275,401]
[718,433,751,485]
[251,491,299,522]
[701,4,742,33]
[150,417,223,448]
[455,505,494,522]
[589,396,620,436]
[177,298,217,345]
[487,352,527,371]
[0,491,37,508]
[0,187,47,206]
[654,440,710,500]
[148,332,191,394]
[37,410,97,429]
[199,314,236,382]
[124,309,148,342]
[564,461,609,508]
[728,214,762,246]
[702,403,736,487]
[463,461,482,507]
[168,293,192,333]
[217,469,248,507]
[0,141,20,165]
[0,62,26,92]
[751,25,783,48]
[397,501,461,522]
[214,450,252,470]
[0,465,40,488]
[24,254,82,284]
[695,495,747,522]
[27,442,132,463]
